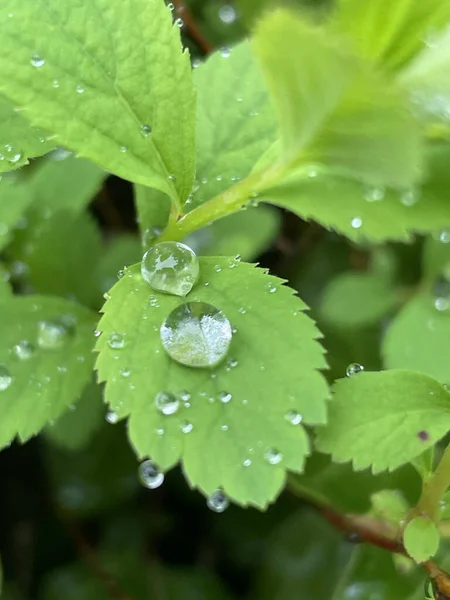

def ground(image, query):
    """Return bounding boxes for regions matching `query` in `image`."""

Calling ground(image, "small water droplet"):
[0,366,12,391]
[142,241,199,297]
[220,47,231,58]
[214,264,222,273]
[351,217,363,229]
[221,424,229,431]
[120,367,131,378]
[160,302,233,368]
[346,363,364,377]
[148,294,160,308]
[13,340,35,360]
[3,144,22,164]
[438,230,450,243]
[433,277,450,312]
[120,145,127,153]
[243,458,252,467]
[52,79,59,88]
[180,420,193,434]
[155,391,179,415]
[175,17,184,28]
[266,282,277,293]
[76,84,85,94]
[207,489,229,513]
[218,391,232,404]
[37,319,72,350]
[106,410,119,424]
[285,410,302,425]
[118,269,125,279]
[141,124,152,137]
[138,460,164,489]
[364,186,385,202]
[180,390,191,403]
[226,357,238,369]
[264,448,283,465]
[156,427,165,436]
[108,332,125,349]
[31,53,45,67]
[238,307,247,314]
[400,187,420,207]
[219,4,237,24]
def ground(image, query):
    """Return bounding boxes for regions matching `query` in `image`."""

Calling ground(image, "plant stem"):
[417,443,450,522]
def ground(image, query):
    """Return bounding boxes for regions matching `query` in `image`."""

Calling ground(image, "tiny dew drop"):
[141,241,199,297]
[180,390,191,403]
[138,460,164,489]
[37,319,72,350]
[218,391,232,404]
[180,420,193,434]
[108,332,125,349]
[438,230,450,243]
[4,144,23,164]
[285,410,302,425]
[264,448,283,465]
[76,84,85,94]
[31,53,45,67]
[346,363,364,377]
[243,458,252,467]
[219,4,237,24]
[400,187,420,207]
[266,282,277,293]
[160,302,233,368]
[220,46,231,58]
[433,277,450,312]
[207,489,229,513]
[140,124,152,137]
[351,217,363,229]
[364,186,385,202]
[105,410,119,424]
[155,391,179,415]
[0,365,12,391]
[120,367,131,378]
[13,340,35,360]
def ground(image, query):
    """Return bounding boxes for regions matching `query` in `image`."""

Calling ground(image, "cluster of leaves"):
[2,0,450,596]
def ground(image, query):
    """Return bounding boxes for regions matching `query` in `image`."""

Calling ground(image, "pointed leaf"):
[96,258,329,508]
[0,0,196,203]
[0,178,34,250]
[316,370,450,472]
[404,516,440,563]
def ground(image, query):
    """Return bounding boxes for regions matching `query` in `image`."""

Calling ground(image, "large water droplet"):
[138,460,164,489]
[37,319,72,350]
[141,241,199,297]
[155,391,179,415]
[160,302,233,368]
[346,363,364,377]
[285,410,302,425]
[207,489,229,513]
[31,53,45,67]
[13,340,35,360]
[0,365,12,391]
[264,448,283,465]
[108,332,125,349]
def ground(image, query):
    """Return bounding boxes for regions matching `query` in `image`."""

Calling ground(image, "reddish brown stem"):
[172,0,214,54]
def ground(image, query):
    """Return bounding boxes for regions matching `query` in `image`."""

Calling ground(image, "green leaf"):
[252,10,353,163]
[134,184,170,243]
[45,382,104,451]
[331,545,422,599]
[0,0,196,203]
[319,271,399,328]
[0,95,54,171]
[0,178,34,250]
[382,293,450,383]
[0,273,12,299]
[191,42,277,209]
[95,235,142,297]
[315,370,450,472]
[183,206,281,261]
[404,516,440,563]
[332,0,450,72]
[422,234,450,281]
[96,259,329,508]
[0,295,96,449]
[260,141,450,243]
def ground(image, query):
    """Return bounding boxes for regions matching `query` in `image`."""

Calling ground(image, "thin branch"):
[172,0,214,54]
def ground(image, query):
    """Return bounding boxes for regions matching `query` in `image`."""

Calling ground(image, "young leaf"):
[0,95,54,171]
[0,179,34,251]
[0,295,96,449]
[382,293,450,383]
[319,271,399,328]
[96,259,329,508]
[252,10,353,162]
[0,0,196,203]
[332,0,450,72]
[192,42,277,209]
[404,516,440,563]
[95,235,142,297]
[315,370,450,473]
[134,184,170,244]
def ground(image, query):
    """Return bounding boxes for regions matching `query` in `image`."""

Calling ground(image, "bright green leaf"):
[252,10,353,162]
[404,516,440,563]
[0,0,196,203]
[0,295,96,449]
[0,178,34,250]
[96,259,329,508]
[191,42,277,209]
[45,382,104,451]
[95,235,142,297]
[332,0,450,72]
[315,370,450,472]
[183,206,281,261]
[134,184,170,243]
[319,271,399,328]
[370,489,409,524]
[0,95,54,171]
[382,293,450,383]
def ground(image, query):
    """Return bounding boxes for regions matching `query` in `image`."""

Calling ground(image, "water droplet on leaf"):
[180,420,193,434]
[37,319,72,350]
[264,448,283,465]
[433,277,450,312]
[285,410,302,425]
[219,4,237,23]
[76,84,85,94]
[243,458,252,467]
[346,363,364,377]
[106,410,118,424]
[108,332,125,349]
[155,391,180,415]
[31,53,45,67]
[0,365,12,391]
[13,340,34,360]
[207,489,229,513]
[140,124,152,137]
[160,302,233,368]
[141,241,199,297]
[218,391,232,404]
[138,460,164,489]
[351,217,363,229]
